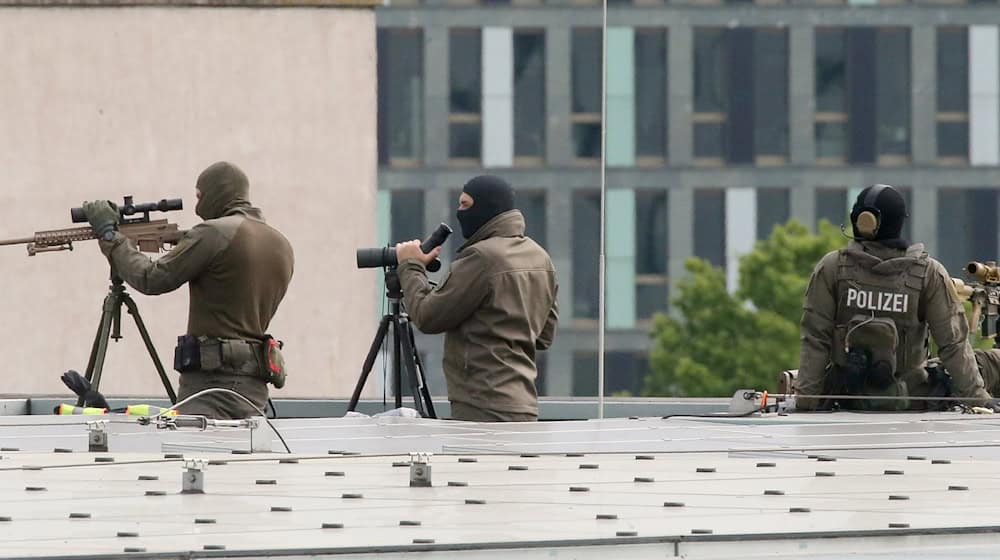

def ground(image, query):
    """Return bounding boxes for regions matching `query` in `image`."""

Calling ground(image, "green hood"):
[195,161,252,220]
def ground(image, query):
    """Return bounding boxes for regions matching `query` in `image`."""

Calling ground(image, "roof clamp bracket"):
[409,452,433,488]
[87,420,109,453]
[182,459,208,494]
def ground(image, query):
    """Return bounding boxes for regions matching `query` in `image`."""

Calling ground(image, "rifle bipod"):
[347,269,436,418]
[79,268,177,407]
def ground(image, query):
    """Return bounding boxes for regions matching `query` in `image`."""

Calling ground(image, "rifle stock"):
[0,220,184,256]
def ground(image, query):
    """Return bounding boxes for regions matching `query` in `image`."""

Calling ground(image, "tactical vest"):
[832,248,930,409]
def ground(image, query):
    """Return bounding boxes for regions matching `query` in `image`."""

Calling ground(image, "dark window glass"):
[573,123,602,159]
[815,187,848,228]
[390,191,425,243]
[694,29,727,114]
[519,191,547,248]
[815,29,847,161]
[636,190,668,275]
[572,352,598,396]
[694,189,726,268]
[756,188,790,240]
[637,284,669,320]
[378,29,423,164]
[606,352,650,396]
[754,29,789,158]
[573,192,601,318]
[449,122,482,159]
[937,189,999,275]
[572,29,603,114]
[937,28,969,113]
[449,29,482,114]
[572,29,602,160]
[816,123,847,160]
[635,29,667,159]
[514,30,546,159]
[636,190,668,320]
[937,28,969,160]
[694,123,726,160]
[815,29,847,113]
[938,122,970,158]
[875,28,910,157]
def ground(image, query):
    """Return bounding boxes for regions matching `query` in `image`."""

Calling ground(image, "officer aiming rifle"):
[0,196,184,255]
[0,195,186,406]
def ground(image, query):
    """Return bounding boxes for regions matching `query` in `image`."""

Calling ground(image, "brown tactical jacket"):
[797,240,989,410]
[99,205,294,342]
[398,210,559,418]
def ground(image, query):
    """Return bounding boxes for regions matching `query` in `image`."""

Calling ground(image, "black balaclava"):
[195,161,251,220]
[457,175,515,239]
[850,184,908,249]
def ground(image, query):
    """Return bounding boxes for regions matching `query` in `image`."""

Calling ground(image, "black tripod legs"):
[347,311,436,419]
[348,314,393,412]
[79,292,117,408]
[122,293,177,403]
[396,314,435,419]
[80,285,177,407]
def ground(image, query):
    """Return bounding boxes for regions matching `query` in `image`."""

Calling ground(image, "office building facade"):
[375,2,1000,397]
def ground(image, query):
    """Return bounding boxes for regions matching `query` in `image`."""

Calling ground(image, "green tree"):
[644,220,845,397]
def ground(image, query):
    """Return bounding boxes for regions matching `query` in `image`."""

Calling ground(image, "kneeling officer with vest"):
[81,162,294,419]
[796,184,1000,411]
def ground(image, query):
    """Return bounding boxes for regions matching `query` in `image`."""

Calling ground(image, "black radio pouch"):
[174,335,202,373]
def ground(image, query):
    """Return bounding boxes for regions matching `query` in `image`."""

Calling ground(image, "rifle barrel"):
[0,236,36,246]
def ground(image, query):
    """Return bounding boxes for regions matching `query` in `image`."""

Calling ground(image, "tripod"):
[348,268,436,418]
[79,267,178,407]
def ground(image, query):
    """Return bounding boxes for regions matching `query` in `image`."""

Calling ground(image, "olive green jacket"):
[797,241,989,410]
[398,210,559,417]
[99,206,294,341]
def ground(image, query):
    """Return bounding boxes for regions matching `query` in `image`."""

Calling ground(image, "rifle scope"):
[70,196,183,224]
[357,223,452,273]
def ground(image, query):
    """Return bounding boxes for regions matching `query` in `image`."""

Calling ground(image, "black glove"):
[81,200,120,239]
[60,370,110,410]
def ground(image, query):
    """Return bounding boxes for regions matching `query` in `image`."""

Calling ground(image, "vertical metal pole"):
[597,0,608,419]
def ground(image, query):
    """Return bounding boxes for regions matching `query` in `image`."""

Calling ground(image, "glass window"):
[519,190,547,248]
[635,28,667,162]
[572,351,598,396]
[815,28,847,163]
[693,28,727,164]
[693,28,788,165]
[390,190,426,243]
[449,29,482,162]
[636,190,668,320]
[815,187,848,228]
[754,29,789,162]
[514,30,546,163]
[694,189,726,268]
[572,29,603,161]
[606,352,650,396]
[756,188,790,240]
[572,191,601,319]
[937,189,999,275]
[378,29,423,166]
[937,27,969,162]
[875,28,911,161]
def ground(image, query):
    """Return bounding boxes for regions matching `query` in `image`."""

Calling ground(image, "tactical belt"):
[173,335,265,379]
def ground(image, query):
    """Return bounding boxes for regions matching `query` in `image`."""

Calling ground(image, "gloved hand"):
[81,200,120,238]
[60,370,110,410]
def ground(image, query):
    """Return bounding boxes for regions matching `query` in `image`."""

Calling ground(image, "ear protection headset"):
[852,184,888,240]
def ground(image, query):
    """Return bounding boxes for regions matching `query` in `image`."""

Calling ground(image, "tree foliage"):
[644,220,846,397]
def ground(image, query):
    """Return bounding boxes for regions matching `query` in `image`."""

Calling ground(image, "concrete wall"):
[0,7,377,399]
